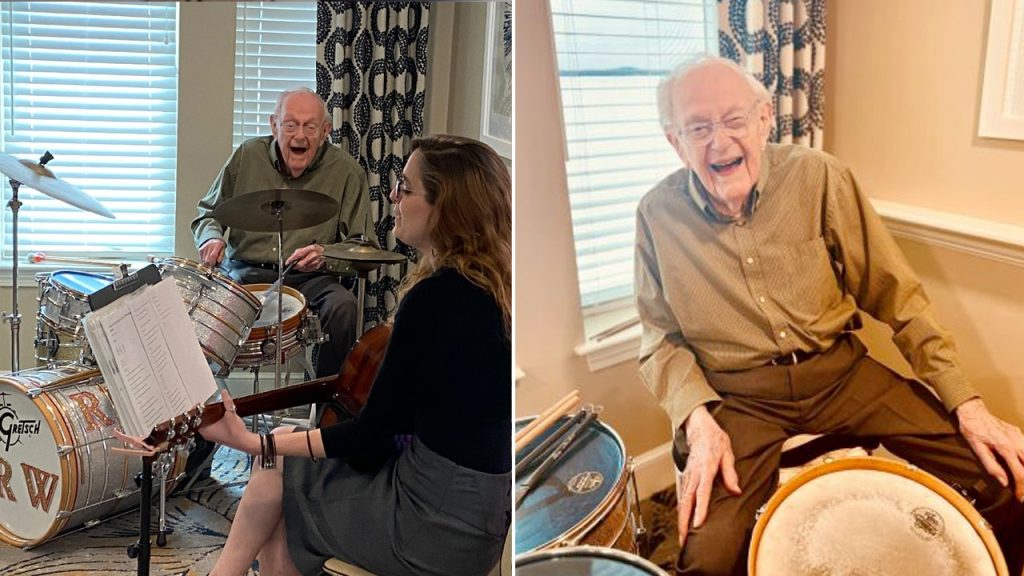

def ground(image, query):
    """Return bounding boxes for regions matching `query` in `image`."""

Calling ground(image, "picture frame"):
[978,0,1024,140]
[480,1,512,158]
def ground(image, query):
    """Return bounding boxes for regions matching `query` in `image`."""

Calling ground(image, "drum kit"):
[0,152,407,549]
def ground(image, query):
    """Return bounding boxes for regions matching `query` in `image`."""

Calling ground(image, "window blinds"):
[0,1,178,264]
[551,0,717,309]
[233,1,317,147]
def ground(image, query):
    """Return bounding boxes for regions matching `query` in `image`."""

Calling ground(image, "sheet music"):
[83,277,217,437]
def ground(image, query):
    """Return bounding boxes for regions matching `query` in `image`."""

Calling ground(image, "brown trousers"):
[677,335,1024,576]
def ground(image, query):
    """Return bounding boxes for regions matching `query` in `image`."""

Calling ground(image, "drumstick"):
[515,405,590,475]
[27,251,124,268]
[514,393,581,452]
[515,389,579,445]
[261,260,297,308]
[515,407,600,509]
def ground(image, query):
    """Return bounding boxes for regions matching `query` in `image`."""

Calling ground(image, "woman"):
[199,135,511,576]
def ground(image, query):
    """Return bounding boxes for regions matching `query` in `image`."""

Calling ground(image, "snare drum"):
[0,365,186,547]
[234,283,309,367]
[515,416,639,555]
[154,257,261,375]
[516,546,669,575]
[34,271,115,366]
[749,456,1008,576]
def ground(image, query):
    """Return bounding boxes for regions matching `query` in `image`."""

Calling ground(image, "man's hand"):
[287,243,326,272]
[956,397,1024,501]
[675,405,741,548]
[199,239,226,268]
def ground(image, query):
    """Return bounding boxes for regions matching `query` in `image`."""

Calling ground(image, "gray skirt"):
[282,436,511,576]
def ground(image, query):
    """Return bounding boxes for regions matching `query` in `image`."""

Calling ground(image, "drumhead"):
[48,270,114,296]
[515,416,626,555]
[516,546,668,575]
[248,285,305,328]
[750,457,1006,576]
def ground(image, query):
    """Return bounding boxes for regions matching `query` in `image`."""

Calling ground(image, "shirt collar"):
[269,138,329,179]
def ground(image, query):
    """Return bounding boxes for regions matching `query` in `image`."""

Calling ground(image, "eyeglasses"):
[391,175,426,200]
[677,103,761,145]
[278,120,325,136]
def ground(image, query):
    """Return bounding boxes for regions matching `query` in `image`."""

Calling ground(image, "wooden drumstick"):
[515,391,581,452]
[515,389,579,444]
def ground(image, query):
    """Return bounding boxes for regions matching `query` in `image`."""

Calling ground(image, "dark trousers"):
[222,261,358,378]
[677,335,1024,575]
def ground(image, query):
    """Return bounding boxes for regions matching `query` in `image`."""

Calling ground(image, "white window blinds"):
[551,0,717,310]
[0,1,178,265]
[233,1,317,147]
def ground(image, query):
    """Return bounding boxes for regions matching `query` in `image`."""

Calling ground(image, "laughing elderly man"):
[635,57,1024,575]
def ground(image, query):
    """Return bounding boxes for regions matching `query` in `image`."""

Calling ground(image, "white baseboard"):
[632,440,674,501]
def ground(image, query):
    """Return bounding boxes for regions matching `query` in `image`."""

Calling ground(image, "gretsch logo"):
[0,392,42,452]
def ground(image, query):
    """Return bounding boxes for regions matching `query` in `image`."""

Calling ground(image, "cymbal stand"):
[2,177,23,372]
[351,262,381,336]
[273,201,285,389]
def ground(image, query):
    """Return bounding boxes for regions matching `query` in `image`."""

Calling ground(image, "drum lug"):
[626,456,648,546]
[57,444,74,456]
[754,502,767,522]
[55,510,72,520]
[26,386,43,398]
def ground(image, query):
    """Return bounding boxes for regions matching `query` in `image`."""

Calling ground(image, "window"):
[0,2,178,268]
[233,1,317,147]
[551,0,717,319]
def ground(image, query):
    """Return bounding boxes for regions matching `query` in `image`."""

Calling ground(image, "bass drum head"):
[749,457,1007,576]
[516,546,668,575]
[515,416,626,555]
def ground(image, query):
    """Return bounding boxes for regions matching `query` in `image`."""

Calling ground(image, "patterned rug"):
[0,447,258,576]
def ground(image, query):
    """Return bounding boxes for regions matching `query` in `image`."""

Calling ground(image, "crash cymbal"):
[0,152,115,219]
[324,238,407,265]
[213,188,339,232]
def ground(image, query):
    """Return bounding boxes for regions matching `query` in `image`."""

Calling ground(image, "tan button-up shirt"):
[636,144,975,433]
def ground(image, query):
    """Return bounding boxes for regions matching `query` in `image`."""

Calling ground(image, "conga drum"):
[516,546,669,576]
[515,416,640,555]
[749,456,1008,575]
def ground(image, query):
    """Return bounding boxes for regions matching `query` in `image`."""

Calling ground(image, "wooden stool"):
[322,557,379,576]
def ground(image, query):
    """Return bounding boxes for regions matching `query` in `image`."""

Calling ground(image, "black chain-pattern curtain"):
[718,0,826,148]
[316,1,429,328]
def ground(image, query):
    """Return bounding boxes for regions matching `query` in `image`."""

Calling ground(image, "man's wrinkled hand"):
[675,405,742,549]
[957,397,1024,501]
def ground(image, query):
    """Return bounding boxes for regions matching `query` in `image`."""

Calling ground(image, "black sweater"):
[320,267,511,474]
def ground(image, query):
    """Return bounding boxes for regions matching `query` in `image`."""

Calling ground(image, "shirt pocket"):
[758,237,841,318]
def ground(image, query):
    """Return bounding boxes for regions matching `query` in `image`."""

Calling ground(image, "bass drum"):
[749,456,1008,576]
[516,546,669,576]
[515,416,639,555]
[0,365,186,548]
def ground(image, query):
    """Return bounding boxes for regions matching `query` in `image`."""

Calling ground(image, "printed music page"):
[83,277,217,437]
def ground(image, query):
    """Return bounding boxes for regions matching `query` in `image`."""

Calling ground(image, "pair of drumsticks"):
[515,390,602,508]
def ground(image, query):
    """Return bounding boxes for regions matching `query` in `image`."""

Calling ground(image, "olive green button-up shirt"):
[191,136,377,275]
[635,144,975,433]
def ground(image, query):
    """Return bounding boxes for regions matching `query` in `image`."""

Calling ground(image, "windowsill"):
[572,200,1024,373]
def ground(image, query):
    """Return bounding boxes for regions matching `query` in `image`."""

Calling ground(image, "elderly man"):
[635,57,1024,575]
[192,87,376,380]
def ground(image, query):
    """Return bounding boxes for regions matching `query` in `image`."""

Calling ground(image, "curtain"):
[718,0,826,148]
[316,1,429,328]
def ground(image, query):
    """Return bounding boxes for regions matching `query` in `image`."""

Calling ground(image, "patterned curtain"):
[718,0,826,148]
[316,1,429,328]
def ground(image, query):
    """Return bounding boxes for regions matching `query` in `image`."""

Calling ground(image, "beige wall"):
[514,0,670,457]
[0,2,489,372]
[517,0,1024,470]
[827,0,1024,427]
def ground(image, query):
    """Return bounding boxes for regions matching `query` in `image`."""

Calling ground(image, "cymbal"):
[213,188,339,232]
[324,238,407,265]
[0,152,115,219]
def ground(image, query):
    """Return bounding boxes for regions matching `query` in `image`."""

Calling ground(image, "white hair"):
[656,56,772,132]
[273,87,331,126]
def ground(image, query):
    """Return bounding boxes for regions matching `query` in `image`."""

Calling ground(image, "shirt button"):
[746,257,754,264]
[779,330,787,338]
[758,296,766,303]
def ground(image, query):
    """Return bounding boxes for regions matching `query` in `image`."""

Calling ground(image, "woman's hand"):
[199,391,260,455]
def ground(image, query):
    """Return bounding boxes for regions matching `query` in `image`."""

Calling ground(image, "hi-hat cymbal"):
[324,238,407,265]
[0,152,115,219]
[213,188,339,232]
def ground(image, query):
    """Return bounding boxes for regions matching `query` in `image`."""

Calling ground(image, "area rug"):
[0,447,258,576]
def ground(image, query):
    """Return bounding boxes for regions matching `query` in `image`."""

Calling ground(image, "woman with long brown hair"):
[199,135,512,576]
